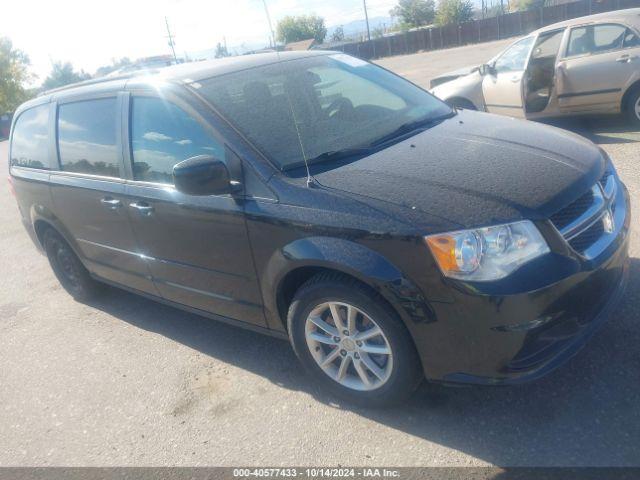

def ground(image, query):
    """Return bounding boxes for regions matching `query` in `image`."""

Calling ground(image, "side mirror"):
[478,64,495,76]
[173,155,232,196]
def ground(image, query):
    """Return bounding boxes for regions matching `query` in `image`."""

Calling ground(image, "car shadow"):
[540,116,640,145]
[84,256,640,466]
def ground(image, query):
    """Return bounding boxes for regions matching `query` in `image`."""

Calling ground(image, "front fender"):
[262,236,435,333]
[430,72,486,110]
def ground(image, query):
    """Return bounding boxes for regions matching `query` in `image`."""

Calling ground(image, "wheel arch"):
[32,215,84,262]
[262,236,435,335]
[621,79,640,112]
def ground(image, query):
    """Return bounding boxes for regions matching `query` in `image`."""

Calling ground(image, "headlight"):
[425,220,549,281]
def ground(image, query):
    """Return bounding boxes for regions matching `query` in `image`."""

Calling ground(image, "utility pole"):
[262,0,276,48]
[363,0,371,41]
[165,16,178,62]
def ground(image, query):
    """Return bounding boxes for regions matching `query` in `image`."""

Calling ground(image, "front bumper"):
[420,181,631,385]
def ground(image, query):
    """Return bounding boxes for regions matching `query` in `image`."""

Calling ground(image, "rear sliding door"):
[49,94,156,295]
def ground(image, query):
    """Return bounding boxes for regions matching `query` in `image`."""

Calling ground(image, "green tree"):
[372,26,386,38]
[214,42,229,58]
[390,0,436,28]
[510,0,546,11]
[42,62,91,91]
[0,37,34,113]
[331,26,345,43]
[276,14,327,44]
[435,0,475,25]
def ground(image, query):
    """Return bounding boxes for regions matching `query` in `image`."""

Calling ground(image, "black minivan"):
[9,51,630,406]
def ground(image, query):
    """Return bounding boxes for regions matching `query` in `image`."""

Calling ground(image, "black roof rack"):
[38,69,162,96]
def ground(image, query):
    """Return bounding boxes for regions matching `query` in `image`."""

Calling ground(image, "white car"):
[430,8,640,125]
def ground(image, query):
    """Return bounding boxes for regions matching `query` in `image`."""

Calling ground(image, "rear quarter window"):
[10,104,51,169]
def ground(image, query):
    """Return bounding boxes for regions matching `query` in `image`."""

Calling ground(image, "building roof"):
[284,39,316,51]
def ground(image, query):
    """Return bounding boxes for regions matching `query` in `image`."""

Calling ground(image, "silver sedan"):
[430,8,640,125]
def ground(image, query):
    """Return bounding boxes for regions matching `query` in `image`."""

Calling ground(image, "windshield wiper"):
[283,146,374,171]
[281,111,457,172]
[370,111,456,147]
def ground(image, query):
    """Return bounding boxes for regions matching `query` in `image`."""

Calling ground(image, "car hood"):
[429,65,477,88]
[312,110,604,230]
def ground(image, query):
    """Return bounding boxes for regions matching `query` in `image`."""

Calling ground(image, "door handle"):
[510,75,522,83]
[100,197,122,210]
[129,201,154,215]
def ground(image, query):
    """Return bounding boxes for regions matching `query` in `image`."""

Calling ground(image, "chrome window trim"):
[48,169,125,184]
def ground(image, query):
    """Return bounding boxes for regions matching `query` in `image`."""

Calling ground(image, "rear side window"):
[57,98,120,177]
[130,96,224,184]
[567,24,626,56]
[10,105,50,169]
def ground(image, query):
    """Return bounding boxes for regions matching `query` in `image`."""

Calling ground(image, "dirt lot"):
[1,41,639,467]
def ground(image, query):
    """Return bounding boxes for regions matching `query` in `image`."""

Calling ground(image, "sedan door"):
[482,36,536,118]
[556,23,640,112]
[122,93,265,327]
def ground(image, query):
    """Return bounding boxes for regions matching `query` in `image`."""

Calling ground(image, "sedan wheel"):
[624,87,640,126]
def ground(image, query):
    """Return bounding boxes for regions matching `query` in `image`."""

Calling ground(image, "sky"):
[2,0,399,85]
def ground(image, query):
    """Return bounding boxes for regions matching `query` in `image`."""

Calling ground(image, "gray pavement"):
[1,41,639,467]
[376,38,517,89]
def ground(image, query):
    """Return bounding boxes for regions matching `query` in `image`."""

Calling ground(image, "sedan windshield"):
[194,54,452,171]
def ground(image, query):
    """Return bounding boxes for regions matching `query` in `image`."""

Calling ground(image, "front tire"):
[624,87,640,126]
[43,228,102,301]
[287,273,422,407]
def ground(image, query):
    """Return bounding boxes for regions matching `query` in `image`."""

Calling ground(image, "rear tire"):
[287,272,422,407]
[623,87,640,127]
[43,228,102,301]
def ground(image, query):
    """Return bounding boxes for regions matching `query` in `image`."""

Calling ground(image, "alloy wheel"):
[304,302,393,391]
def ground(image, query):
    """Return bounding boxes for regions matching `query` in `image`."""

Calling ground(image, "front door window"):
[130,97,225,184]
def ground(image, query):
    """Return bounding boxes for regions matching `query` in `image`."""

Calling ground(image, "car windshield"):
[194,54,453,171]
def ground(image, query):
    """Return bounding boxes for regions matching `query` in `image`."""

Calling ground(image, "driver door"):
[482,36,536,118]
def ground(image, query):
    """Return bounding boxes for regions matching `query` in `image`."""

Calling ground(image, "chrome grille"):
[599,171,612,189]
[549,189,594,230]
[568,220,605,252]
[549,170,619,258]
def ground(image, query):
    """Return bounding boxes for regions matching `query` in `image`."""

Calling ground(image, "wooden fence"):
[327,0,640,60]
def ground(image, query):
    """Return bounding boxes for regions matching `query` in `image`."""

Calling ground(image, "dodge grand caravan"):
[8,51,630,406]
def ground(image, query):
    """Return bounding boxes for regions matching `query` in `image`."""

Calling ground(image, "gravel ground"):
[1,41,639,467]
